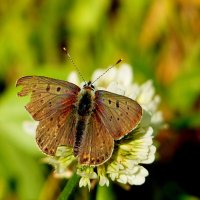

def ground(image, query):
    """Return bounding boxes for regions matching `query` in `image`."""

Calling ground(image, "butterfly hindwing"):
[36,109,77,155]
[78,111,114,166]
[94,90,142,140]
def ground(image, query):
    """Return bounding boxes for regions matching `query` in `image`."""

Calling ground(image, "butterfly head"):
[83,81,95,91]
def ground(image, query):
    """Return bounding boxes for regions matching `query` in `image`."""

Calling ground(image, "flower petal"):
[67,71,80,85]
[116,64,133,86]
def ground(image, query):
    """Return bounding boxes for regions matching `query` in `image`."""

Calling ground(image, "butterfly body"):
[74,85,95,157]
[16,76,142,166]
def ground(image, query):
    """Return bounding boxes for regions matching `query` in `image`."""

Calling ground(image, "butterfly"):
[16,75,142,166]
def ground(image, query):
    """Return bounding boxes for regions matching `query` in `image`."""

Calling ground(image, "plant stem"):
[57,173,80,200]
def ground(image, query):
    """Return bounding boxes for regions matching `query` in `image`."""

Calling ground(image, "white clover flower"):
[23,63,163,190]
[77,166,97,189]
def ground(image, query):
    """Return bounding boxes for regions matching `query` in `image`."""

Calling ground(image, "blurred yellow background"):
[0,0,200,199]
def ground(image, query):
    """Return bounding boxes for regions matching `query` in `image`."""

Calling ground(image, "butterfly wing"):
[78,111,114,166]
[94,90,142,140]
[36,109,77,155]
[78,89,142,166]
[16,76,80,121]
[16,76,80,155]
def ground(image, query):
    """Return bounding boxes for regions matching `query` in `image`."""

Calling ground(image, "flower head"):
[24,63,163,189]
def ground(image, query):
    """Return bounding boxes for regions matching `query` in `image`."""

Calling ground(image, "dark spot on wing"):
[100,156,105,161]
[57,87,61,92]
[49,150,54,154]
[46,85,50,92]
[117,117,119,120]
[50,117,53,121]
[82,155,89,163]
[91,158,95,164]
[108,99,111,104]
[127,106,130,110]
[116,100,119,108]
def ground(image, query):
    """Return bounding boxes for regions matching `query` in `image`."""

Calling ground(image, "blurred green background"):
[0,0,200,199]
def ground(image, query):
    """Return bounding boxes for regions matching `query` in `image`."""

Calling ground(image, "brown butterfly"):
[16,75,142,166]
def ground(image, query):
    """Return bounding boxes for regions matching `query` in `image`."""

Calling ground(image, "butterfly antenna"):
[91,58,123,85]
[63,47,86,84]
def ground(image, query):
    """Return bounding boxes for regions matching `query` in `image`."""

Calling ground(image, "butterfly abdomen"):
[74,118,86,156]
[74,89,94,156]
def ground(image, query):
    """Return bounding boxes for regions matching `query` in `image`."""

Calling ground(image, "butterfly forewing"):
[16,76,80,120]
[95,90,142,140]
[78,111,114,166]
[16,76,80,155]
[16,76,80,95]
